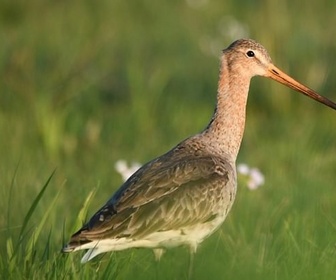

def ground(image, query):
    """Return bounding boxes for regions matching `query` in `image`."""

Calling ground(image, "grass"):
[1,0,336,279]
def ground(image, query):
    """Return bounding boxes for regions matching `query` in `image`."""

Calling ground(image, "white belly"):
[77,213,227,263]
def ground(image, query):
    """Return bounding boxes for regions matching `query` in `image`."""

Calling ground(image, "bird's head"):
[222,38,336,110]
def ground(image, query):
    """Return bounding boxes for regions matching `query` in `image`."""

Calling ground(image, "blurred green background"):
[1,0,336,279]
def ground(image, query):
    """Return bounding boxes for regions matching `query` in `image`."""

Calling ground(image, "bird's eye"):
[246,50,255,57]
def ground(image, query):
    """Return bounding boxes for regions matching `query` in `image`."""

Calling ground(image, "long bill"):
[266,64,336,110]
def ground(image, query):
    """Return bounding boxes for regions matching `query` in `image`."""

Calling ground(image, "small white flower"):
[237,163,265,190]
[237,163,250,175]
[218,16,249,41]
[115,160,141,182]
[199,16,250,57]
[247,168,265,190]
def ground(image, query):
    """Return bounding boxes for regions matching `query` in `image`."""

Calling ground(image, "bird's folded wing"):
[75,151,234,240]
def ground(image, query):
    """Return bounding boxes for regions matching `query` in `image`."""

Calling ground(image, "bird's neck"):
[202,58,251,162]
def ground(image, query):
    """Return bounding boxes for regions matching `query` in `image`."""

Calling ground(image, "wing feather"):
[66,145,235,246]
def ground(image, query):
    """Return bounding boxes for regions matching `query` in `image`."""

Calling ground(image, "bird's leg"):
[153,248,165,261]
[188,251,194,280]
[188,243,197,280]
[153,248,165,279]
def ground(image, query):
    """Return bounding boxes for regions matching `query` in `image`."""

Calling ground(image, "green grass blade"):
[71,186,98,233]
[12,170,55,260]
[18,170,55,238]
[6,162,20,239]
[25,181,62,262]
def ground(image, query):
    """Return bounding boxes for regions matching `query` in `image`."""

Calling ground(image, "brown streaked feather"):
[66,140,234,246]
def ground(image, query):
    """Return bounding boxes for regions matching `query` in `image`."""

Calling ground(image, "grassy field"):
[1,1,336,279]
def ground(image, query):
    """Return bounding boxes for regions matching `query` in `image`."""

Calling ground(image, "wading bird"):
[62,39,336,266]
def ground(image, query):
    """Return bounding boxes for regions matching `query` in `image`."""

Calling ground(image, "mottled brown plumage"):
[62,39,336,264]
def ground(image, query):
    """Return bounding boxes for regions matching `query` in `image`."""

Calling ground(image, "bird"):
[62,39,336,265]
